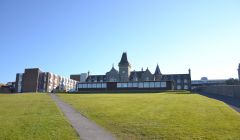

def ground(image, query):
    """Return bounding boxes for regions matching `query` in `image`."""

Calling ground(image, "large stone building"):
[74,52,191,90]
[16,68,77,93]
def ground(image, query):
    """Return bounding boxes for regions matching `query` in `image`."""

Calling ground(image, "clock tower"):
[118,52,131,82]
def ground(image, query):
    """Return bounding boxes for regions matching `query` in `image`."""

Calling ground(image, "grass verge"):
[0,93,79,140]
[58,92,240,140]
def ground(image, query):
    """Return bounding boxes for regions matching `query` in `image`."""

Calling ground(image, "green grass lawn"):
[0,93,79,140]
[58,92,240,140]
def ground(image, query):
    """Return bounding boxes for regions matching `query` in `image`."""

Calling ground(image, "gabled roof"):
[110,66,118,73]
[118,52,130,66]
[129,71,144,81]
[145,68,152,75]
[106,66,119,75]
[154,64,162,75]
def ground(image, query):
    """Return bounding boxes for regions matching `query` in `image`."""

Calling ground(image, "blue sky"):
[0,0,240,83]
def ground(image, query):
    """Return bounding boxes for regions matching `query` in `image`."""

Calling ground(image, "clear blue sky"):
[0,0,240,83]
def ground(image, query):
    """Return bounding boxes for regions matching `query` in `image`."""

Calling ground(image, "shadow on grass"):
[198,92,240,113]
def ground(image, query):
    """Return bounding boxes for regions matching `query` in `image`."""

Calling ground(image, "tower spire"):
[118,52,131,82]
[118,52,130,67]
[154,64,161,75]
[154,64,162,81]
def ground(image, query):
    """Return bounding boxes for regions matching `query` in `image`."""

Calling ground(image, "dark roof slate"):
[86,75,106,81]
[129,71,144,81]
[118,52,130,66]
[154,65,162,75]
[110,66,118,73]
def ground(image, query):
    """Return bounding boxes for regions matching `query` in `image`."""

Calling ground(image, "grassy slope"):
[0,93,79,140]
[59,92,240,140]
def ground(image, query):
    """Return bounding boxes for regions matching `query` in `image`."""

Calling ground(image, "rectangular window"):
[132,82,138,87]
[97,83,102,88]
[155,82,161,88]
[78,84,83,88]
[150,82,155,88]
[117,83,122,88]
[89,84,93,88]
[102,83,107,88]
[92,84,97,88]
[122,83,128,88]
[83,84,87,88]
[128,82,133,88]
[138,82,144,88]
[144,82,150,88]
[161,82,167,88]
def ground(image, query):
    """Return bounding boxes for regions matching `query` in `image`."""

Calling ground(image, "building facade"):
[79,52,191,90]
[16,68,77,93]
[191,78,227,90]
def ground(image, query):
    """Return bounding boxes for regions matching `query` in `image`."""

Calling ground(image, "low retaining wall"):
[196,85,240,98]
[0,87,11,93]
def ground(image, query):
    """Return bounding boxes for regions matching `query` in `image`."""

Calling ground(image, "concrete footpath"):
[49,93,116,140]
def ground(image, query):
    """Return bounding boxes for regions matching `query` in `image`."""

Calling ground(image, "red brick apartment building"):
[15,68,77,93]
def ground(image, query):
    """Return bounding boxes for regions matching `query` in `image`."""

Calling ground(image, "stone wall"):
[197,85,240,98]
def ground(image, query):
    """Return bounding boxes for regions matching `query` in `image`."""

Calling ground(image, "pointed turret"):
[154,64,162,81]
[118,52,130,67]
[154,64,162,75]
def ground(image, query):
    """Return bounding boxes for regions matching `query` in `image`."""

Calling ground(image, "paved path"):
[198,92,240,113]
[49,93,116,140]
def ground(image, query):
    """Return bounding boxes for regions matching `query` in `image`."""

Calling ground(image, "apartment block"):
[15,68,77,93]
